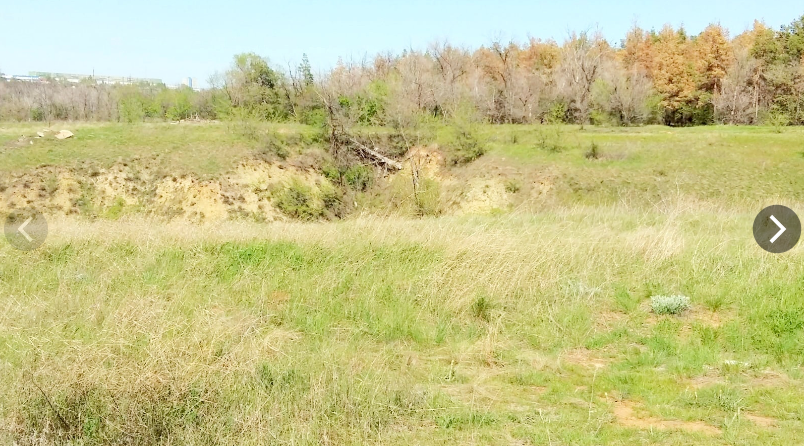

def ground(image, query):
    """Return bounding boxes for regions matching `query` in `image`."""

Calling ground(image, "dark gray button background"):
[4,208,48,251]
[753,205,800,254]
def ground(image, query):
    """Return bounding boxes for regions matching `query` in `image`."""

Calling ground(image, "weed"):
[651,294,691,315]
[471,295,493,321]
[103,197,128,220]
[614,286,639,313]
[43,174,60,195]
[504,179,521,194]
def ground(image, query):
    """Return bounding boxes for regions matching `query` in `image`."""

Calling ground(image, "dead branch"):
[346,135,403,170]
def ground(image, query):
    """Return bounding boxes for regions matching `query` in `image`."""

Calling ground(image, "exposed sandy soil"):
[0,156,332,222]
[393,145,522,214]
[612,399,722,435]
[742,412,777,428]
[1,144,533,221]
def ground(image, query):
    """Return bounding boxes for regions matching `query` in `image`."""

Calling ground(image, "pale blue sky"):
[1,1,802,87]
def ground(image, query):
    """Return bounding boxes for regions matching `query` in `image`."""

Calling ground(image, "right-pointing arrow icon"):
[769,214,786,244]
[754,205,800,253]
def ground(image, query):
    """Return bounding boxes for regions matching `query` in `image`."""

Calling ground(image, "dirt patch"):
[455,178,511,214]
[560,348,611,369]
[742,412,777,428]
[687,372,726,389]
[403,145,448,181]
[0,166,81,214]
[94,163,155,209]
[749,370,795,388]
[594,311,629,330]
[612,400,721,435]
[688,307,725,328]
[155,177,229,221]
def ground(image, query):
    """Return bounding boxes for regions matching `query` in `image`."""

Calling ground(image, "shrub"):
[766,112,790,133]
[259,130,290,159]
[650,294,691,315]
[321,163,341,183]
[343,165,373,191]
[584,142,601,160]
[415,178,441,216]
[273,180,323,221]
[545,102,568,124]
[320,184,348,218]
[535,126,565,153]
[446,122,485,165]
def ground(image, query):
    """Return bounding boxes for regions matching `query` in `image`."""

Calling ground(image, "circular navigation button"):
[753,205,800,254]
[4,208,48,251]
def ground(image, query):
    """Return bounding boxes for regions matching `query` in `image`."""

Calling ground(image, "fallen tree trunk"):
[347,136,403,170]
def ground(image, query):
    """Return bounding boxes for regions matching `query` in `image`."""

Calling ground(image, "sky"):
[1,0,802,87]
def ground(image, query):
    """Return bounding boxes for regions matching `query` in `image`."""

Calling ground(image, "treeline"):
[1,15,803,126]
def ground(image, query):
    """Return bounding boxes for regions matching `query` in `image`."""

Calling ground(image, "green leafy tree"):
[225,53,291,120]
[299,53,314,86]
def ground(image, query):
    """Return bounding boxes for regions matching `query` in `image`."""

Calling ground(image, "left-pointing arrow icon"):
[4,208,48,251]
[769,214,786,244]
[17,216,34,242]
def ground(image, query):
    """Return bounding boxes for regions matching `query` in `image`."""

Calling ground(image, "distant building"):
[28,71,163,85]
[2,74,42,82]
[3,71,201,90]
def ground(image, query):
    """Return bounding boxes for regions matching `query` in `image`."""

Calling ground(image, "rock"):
[36,131,44,138]
[55,130,74,140]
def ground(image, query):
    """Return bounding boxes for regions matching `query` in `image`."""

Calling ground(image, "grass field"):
[1,123,804,445]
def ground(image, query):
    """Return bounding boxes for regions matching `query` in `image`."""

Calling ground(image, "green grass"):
[3,122,804,208]
[476,124,804,206]
[0,121,317,177]
[1,210,804,445]
[2,123,804,444]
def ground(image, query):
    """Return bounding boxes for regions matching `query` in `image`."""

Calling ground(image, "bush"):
[545,102,568,124]
[273,180,323,221]
[584,142,601,160]
[766,112,790,133]
[343,165,373,191]
[446,123,485,165]
[259,131,290,159]
[650,295,691,315]
[536,126,565,153]
[321,163,341,183]
[320,184,348,217]
[415,178,441,216]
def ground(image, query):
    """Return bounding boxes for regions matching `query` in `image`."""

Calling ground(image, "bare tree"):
[714,47,760,124]
[594,61,655,125]
[428,40,470,117]
[557,30,607,126]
